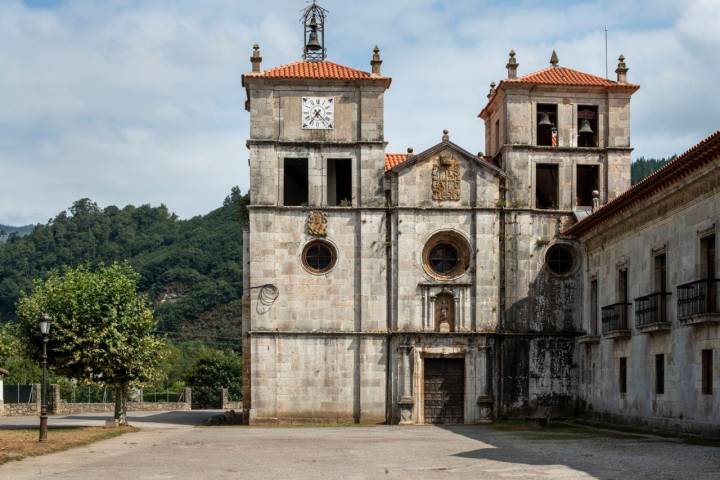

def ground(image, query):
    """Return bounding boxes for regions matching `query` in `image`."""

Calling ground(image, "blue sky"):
[1,0,719,225]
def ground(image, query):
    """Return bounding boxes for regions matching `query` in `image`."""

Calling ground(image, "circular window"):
[422,231,471,279]
[302,240,337,274]
[546,244,576,276]
[429,243,460,275]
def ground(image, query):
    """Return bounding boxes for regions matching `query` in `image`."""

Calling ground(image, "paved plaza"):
[1,412,719,479]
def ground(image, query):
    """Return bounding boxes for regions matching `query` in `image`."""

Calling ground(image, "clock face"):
[302,97,334,130]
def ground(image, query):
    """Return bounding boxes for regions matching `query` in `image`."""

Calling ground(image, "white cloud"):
[0,0,718,225]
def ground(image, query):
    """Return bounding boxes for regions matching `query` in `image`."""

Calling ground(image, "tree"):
[16,262,169,425]
[0,322,19,366]
[184,350,242,408]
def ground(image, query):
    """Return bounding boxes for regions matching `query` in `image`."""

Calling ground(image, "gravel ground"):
[1,419,718,479]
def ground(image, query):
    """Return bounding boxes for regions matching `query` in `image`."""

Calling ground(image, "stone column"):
[428,297,436,331]
[49,384,60,415]
[221,388,229,410]
[397,343,414,424]
[183,387,192,410]
[33,383,42,415]
[453,294,461,331]
[476,340,493,423]
[0,375,4,416]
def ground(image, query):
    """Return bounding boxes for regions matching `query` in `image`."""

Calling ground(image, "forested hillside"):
[0,224,34,242]
[631,156,674,185]
[0,187,248,345]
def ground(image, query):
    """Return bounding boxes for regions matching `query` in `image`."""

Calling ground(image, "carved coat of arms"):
[306,211,327,237]
[432,155,461,201]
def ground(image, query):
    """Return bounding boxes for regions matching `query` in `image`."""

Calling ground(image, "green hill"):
[0,224,34,242]
[631,156,674,185]
[0,188,248,345]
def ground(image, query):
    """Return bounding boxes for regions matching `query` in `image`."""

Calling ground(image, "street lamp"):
[38,313,52,442]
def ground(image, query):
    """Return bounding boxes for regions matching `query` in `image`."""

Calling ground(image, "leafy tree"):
[0,322,19,366]
[0,188,249,347]
[184,350,242,408]
[16,262,169,424]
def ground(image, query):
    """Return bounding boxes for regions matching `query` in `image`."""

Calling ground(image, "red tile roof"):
[385,153,408,172]
[243,60,391,86]
[564,129,720,236]
[479,66,639,118]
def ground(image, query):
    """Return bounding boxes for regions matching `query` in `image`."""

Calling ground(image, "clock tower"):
[241,2,392,424]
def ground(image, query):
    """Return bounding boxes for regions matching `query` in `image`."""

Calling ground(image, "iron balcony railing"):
[635,292,671,328]
[601,302,631,333]
[678,279,719,321]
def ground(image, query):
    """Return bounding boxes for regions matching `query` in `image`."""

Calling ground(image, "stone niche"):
[418,283,472,332]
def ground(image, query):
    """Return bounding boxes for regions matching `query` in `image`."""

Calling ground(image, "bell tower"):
[302,1,327,61]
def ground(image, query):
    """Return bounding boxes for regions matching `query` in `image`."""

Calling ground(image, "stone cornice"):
[247,139,387,148]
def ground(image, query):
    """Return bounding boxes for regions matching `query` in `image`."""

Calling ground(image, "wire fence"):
[2,384,35,404]
[58,385,184,404]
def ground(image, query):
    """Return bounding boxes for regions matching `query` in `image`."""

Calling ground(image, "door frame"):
[413,346,467,425]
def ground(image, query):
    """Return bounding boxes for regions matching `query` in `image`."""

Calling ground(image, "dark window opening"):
[536,164,559,209]
[494,119,500,155]
[655,253,668,322]
[619,357,628,394]
[327,158,352,206]
[618,268,629,326]
[702,349,713,395]
[537,104,558,146]
[576,165,599,206]
[655,354,665,394]
[590,279,599,335]
[578,105,599,147]
[283,158,309,206]
[702,235,717,312]
[546,244,575,276]
[429,243,460,276]
[302,240,337,274]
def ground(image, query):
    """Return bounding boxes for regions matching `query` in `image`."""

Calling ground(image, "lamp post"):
[38,313,52,443]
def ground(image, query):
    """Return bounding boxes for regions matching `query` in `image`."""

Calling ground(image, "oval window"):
[546,244,575,276]
[302,240,337,274]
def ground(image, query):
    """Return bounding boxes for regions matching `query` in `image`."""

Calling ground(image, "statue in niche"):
[435,292,455,332]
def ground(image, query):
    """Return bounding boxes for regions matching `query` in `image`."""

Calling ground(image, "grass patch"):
[0,426,137,465]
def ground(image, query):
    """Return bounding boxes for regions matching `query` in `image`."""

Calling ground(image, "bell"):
[579,118,594,135]
[306,14,322,51]
[306,30,322,51]
[538,112,553,127]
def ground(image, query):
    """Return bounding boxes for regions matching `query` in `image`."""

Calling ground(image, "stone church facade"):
[241,4,719,432]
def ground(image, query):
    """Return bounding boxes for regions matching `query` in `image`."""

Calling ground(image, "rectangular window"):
[618,268,629,327]
[577,105,599,147]
[535,164,559,209]
[537,104,558,146]
[576,165,599,206]
[655,353,665,394]
[327,158,352,206]
[702,349,713,395]
[495,119,501,155]
[655,253,667,322]
[283,158,309,206]
[619,357,628,394]
[701,235,716,313]
[590,279,598,335]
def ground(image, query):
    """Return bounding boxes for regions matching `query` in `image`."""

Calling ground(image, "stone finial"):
[251,43,262,73]
[487,81,496,99]
[506,50,518,79]
[591,190,601,212]
[550,49,559,67]
[615,54,628,84]
[371,46,382,75]
[407,147,414,157]
[442,129,450,142]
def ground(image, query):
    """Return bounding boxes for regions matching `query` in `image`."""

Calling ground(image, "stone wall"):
[577,159,720,433]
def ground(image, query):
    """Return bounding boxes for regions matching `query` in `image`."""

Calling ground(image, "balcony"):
[601,303,631,338]
[634,292,672,333]
[678,279,720,326]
